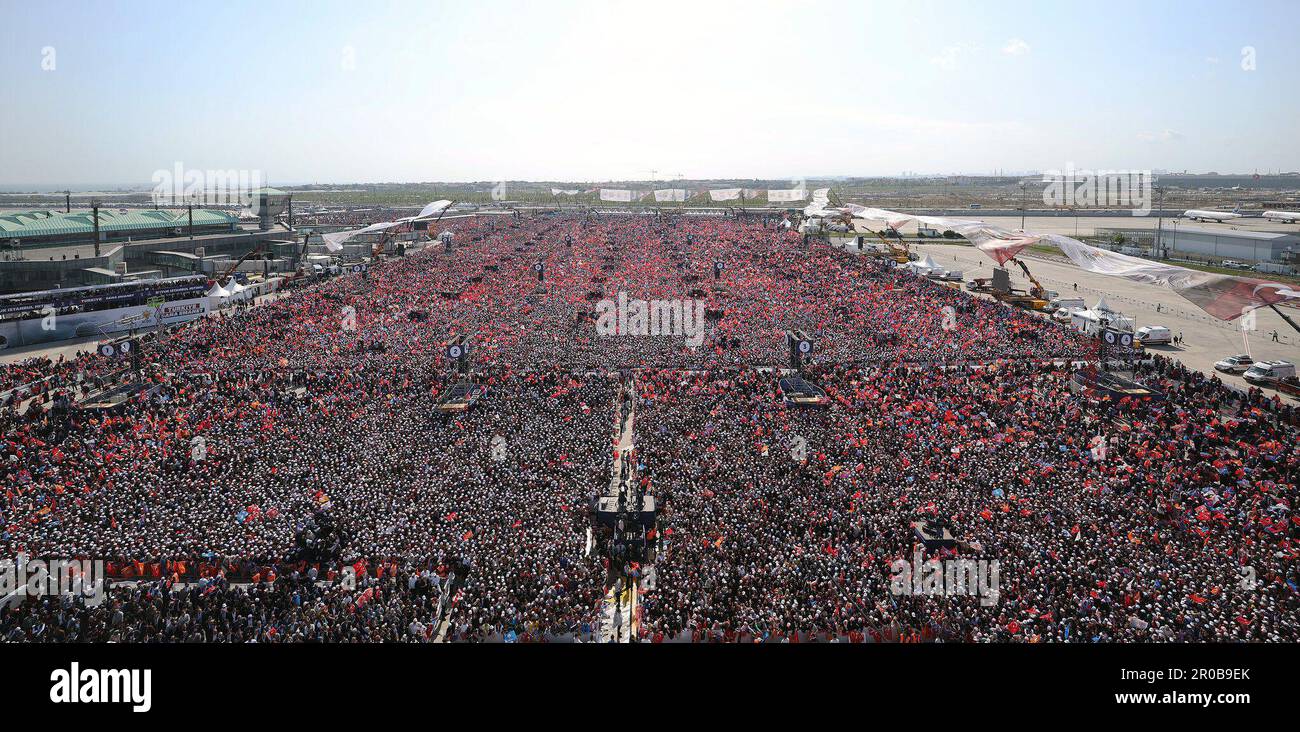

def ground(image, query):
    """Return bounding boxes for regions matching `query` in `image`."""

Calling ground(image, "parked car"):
[1214,354,1255,374]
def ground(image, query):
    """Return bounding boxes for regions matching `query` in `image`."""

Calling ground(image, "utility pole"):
[91,199,101,258]
[1155,185,1164,257]
[188,202,194,240]
[1020,181,1027,231]
[65,190,70,213]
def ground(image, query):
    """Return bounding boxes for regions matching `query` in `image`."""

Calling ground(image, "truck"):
[1254,262,1297,275]
[1048,297,1085,312]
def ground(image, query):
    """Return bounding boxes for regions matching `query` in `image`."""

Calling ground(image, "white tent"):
[207,282,230,298]
[908,254,940,275]
[1094,295,1114,312]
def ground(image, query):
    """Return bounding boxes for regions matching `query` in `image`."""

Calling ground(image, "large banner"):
[599,189,633,202]
[551,188,583,196]
[0,297,211,350]
[768,188,807,202]
[709,188,742,201]
[1048,235,1298,320]
[654,189,687,202]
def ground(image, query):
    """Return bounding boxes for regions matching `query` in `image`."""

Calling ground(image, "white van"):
[1134,325,1171,346]
[1243,360,1297,385]
[1051,307,1079,323]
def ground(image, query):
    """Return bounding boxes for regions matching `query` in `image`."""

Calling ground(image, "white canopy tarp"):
[414,199,453,220]
[321,220,402,252]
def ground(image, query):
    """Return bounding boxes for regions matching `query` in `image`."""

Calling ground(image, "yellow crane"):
[869,228,911,264]
[995,257,1049,310]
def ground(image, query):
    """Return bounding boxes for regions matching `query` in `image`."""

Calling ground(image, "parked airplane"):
[1183,208,1243,223]
[1262,210,1300,224]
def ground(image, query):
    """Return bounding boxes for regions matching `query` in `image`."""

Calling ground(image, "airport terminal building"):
[1098,225,1300,265]
[0,191,300,293]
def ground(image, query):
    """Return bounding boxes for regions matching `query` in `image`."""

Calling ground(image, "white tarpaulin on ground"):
[710,188,742,201]
[599,189,633,202]
[654,189,687,202]
[768,188,807,202]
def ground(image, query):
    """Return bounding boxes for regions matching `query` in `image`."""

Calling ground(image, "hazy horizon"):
[3,0,1299,186]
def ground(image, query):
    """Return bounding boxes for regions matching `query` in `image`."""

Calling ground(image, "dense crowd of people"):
[635,360,1297,641]
[1,212,1295,642]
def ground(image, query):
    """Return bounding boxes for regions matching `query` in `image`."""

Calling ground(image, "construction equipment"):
[992,258,1048,310]
[1267,303,1300,338]
[862,228,911,264]
[1009,257,1050,302]
[219,242,267,282]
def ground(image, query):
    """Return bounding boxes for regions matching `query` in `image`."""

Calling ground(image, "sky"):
[1,0,1298,186]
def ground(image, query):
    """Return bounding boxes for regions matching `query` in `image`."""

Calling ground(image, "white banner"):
[551,188,583,196]
[654,188,687,202]
[599,189,633,202]
[710,188,742,201]
[768,188,807,202]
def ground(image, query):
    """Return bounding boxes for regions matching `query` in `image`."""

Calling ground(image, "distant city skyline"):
[3,0,1299,186]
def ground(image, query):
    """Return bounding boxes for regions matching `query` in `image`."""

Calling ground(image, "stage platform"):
[779,376,829,407]
[436,382,486,413]
[1069,369,1164,402]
